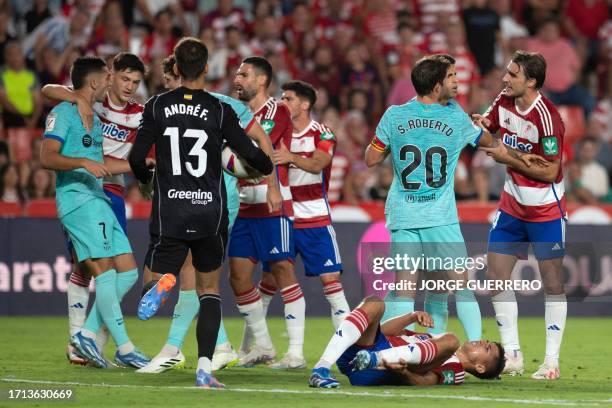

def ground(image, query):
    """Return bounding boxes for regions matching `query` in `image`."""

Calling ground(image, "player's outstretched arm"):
[382,360,439,386]
[41,139,111,178]
[245,120,282,211]
[273,144,332,174]
[223,105,273,176]
[129,97,157,184]
[480,140,560,183]
[380,311,434,336]
[42,84,94,131]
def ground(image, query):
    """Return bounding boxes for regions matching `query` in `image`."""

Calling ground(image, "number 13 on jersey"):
[164,127,209,177]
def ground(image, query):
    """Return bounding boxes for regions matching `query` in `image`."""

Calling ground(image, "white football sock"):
[323,280,350,329]
[545,294,566,364]
[67,281,90,337]
[236,287,274,350]
[197,357,212,374]
[281,284,305,358]
[492,290,521,352]
[161,343,180,357]
[375,340,438,367]
[258,279,276,317]
[315,307,369,369]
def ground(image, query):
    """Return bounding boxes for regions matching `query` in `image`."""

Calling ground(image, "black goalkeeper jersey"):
[129,87,272,240]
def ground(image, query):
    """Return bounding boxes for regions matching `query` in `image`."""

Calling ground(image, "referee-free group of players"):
[41,34,568,389]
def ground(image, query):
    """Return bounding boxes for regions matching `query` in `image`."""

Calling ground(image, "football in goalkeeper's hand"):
[221,143,266,184]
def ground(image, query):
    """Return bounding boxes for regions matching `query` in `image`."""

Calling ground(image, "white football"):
[221,144,266,184]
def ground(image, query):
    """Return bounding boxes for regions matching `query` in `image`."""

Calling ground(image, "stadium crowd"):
[0,0,610,208]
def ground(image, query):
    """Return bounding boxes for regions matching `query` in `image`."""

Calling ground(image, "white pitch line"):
[1,378,610,406]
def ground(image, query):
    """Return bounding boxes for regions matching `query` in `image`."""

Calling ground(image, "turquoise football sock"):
[83,268,138,335]
[216,319,229,346]
[425,291,449,335]
[167,290,199,348]
[84,270,130,347]
[456,289,482,341]
[382,291,415,329]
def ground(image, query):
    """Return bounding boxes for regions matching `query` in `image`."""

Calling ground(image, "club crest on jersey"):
[102,122,130,142]
[261,119,275,134]
[542,137,558,155]
[442,370,455,384]
[502,133,533,153]
[320,131,334,141]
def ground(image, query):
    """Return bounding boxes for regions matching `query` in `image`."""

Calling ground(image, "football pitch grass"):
[1,316,611,407]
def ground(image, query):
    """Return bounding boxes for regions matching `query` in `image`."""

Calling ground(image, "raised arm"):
[42,84,94,131]
[380,311,434,337]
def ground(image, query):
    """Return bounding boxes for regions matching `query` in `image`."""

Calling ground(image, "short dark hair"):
[411,54,456,96]
[112,52,145,75]
[281,80,317,110]
[243,56,273,88]
[173,37,208,80]
[511,50,547,89]
[472,342,506,380]
[71,56,107,90]
[162,55,179,78]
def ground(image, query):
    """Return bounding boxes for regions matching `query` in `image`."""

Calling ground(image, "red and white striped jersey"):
[289,120,335,228]
[386,330,465,385]
[484,92,566,221]
[237,97,293,218]
[94,94,143,195]
[411,0,461,33]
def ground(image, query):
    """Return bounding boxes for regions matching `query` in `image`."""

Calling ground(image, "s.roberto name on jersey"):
[167,188,213,205]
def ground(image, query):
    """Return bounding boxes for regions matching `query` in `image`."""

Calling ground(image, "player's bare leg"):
[194,266,225,388]
[487,252,523,375]
[320,272,350,329]
[382,269,419,327]
[230,257,276,366]
[66,255,92,365]
[361,331,459,372]
[532,257,565,380]
[310,296,384,388]
[268,259,307,369]
[72,256,147,368]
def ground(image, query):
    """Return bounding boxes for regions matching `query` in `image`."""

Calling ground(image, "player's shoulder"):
[491,91,513,108]
[125,98,144,113]
[537,94,562,117]
[274,98,291,119]
[311,121,335,140]
[50,101,76,115]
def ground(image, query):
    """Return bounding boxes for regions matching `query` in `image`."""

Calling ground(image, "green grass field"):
[1,316,611,407]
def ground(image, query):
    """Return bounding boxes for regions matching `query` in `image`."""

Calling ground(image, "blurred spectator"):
[527,18,596,117]
[411,0,461,34]
[568,136,609,203]
[301,45,341,108]
[462,0,500,75]
[492,0,529,64]
[562,0,608,68]
[222,25,253,77]
[340,45,383,117]
[368,163,393,201]
[22,8,91,58]
[443,22,480,109]
[142,8,180,63]
[471,149,506,202]
[135,0,190,35]
[0,41,42,127]
[88,0,129,59]
[0,162,25,203]
[0,7,15,66]
[362,0,398,48]
[0,140,9,166]
[520,0,562,35]
[26,165,53,200]
[203,0,246,42]
[24,0,51,34]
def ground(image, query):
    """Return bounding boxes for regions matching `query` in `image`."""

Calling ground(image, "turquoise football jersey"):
[210,92,254,228]
[43,102,108,218]
[375,98,482,230]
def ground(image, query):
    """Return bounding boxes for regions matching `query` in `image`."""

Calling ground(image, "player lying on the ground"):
[309,296,505,388]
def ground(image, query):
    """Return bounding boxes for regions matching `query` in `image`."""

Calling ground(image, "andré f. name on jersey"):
[163,103,209,119]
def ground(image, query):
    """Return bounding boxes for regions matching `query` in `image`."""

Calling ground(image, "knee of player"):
[438,332,460,351]
[361,295,385,319]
